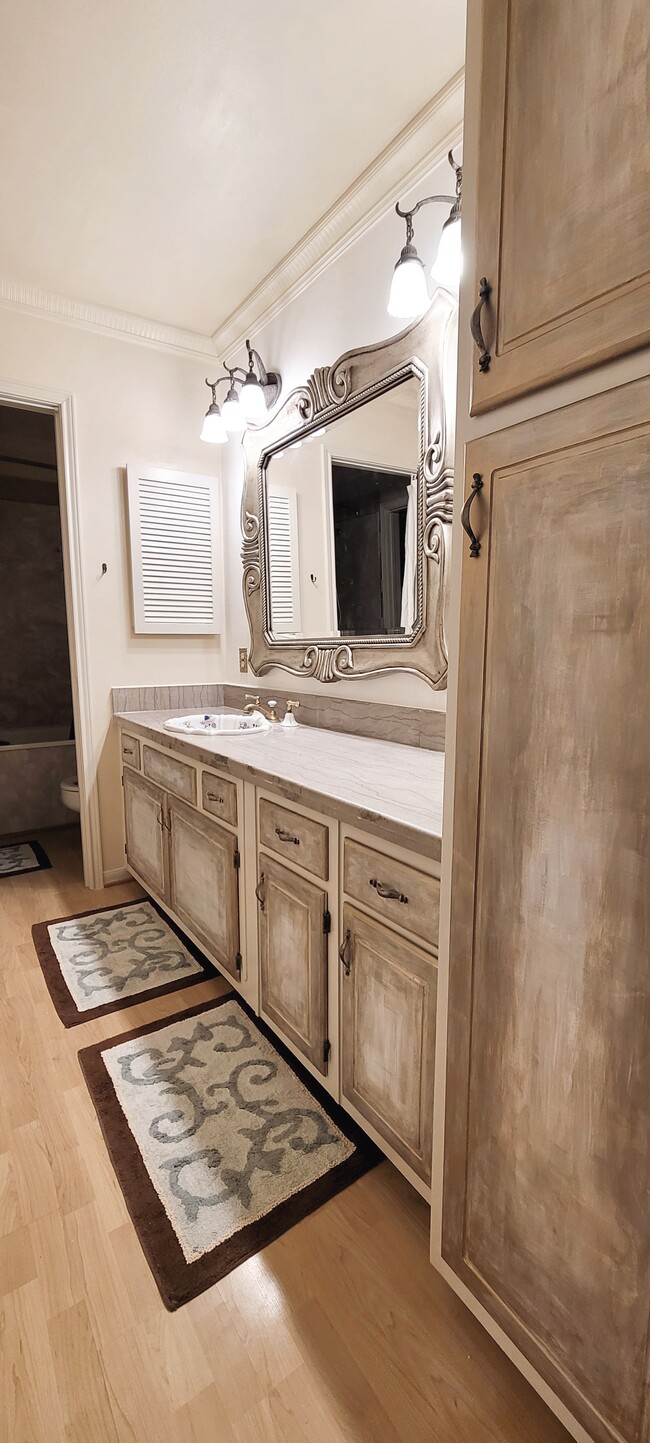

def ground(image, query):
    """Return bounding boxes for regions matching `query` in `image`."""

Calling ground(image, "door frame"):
[0,379,103,889]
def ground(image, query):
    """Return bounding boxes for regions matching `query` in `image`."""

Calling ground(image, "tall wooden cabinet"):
[440,5,650,1442]
[470,0,650,413]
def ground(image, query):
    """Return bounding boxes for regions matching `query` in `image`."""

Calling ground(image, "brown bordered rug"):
[78,994,380,1309]
[0,839,51,877]
[32,897,217,1027]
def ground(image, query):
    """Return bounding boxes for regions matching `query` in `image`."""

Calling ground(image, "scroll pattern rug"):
[78,995,379,1308]
[0,840,51,877]
[32,899,216,1026]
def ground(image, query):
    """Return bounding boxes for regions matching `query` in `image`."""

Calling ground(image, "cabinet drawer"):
[201,769,238,827]
[142,743,197,805]
[121,733,141,769]
[259,798,328,880]
[343,838,439,949]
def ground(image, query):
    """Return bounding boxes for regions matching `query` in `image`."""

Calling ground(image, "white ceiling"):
[0,1,465,336]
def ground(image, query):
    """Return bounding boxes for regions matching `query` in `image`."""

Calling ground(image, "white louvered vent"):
[126,465,223,634]
[267,485,302,635]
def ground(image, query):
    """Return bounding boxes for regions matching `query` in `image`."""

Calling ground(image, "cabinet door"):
[443,381,650,1443]
[340,906,436,1182]
[167,796,240,980]
[123,767,167,901]
[469,0,650,412]
[258,854,328,1074]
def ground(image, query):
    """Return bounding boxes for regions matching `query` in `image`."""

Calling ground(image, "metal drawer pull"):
[255,873,266,911]
[339,928,352,976]
[123,746,134,757]
[470,276,492,372]
[461,473,483,558]
[275,825,300,846]
[370,877,409,904]
[206,791,225,804]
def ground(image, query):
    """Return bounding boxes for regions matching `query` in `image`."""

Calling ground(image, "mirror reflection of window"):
[265,374,420,641]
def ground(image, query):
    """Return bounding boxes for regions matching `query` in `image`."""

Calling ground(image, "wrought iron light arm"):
[394,151,462,239]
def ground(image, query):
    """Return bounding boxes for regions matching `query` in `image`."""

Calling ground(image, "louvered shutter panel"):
[267,485,302,635]
[126,466,222,634]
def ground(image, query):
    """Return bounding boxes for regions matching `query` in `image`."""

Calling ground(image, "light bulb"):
[387,244,430,319]
[239,374,267,422]
[431,215,462,293]
[200,404,227,443]
[221,387,245,432]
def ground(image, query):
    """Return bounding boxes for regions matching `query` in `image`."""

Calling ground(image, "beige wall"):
[0,308,223,876]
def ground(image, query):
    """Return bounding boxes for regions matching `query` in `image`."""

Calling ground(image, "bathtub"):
[0,727,77,834]
[0,724,73,746]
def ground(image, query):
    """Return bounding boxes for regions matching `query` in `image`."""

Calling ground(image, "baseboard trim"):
[103,866,131,886]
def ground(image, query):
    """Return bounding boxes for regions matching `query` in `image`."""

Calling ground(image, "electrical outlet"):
[238,648,249,674]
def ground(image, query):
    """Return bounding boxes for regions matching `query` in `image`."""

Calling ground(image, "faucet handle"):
[282,699,300,728]
[245,693,260,706]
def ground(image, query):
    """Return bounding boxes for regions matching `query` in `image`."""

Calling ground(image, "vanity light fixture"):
[387,150,462,320]
[200,340,282,443]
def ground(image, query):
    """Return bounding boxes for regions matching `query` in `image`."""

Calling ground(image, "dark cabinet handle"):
[275,826,300,846]
[255,873,266,911]
[370,878,409,904]
[339,928,352,976]
[470,276,492,373]
[461,473,484,558]
[206,791,225,804]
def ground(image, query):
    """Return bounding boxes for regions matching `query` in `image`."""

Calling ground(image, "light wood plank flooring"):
[0,827,571,1442]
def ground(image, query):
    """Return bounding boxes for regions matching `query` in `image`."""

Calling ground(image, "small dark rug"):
[78,994,380,1309]
[0,840,51,877]
[32,897,217,1027]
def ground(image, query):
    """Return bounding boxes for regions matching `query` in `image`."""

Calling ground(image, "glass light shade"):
[431,215,462,293]
[387,247,430,319]
[221,391,245,432]
[239,374,267,422]
[200,404,227,443]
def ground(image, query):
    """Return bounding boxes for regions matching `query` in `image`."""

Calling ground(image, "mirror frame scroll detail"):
[240,289,457,689]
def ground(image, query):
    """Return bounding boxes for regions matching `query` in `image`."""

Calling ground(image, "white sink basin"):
[163,711,270,736]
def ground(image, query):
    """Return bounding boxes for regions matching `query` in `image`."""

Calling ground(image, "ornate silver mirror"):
[241,290,456,687]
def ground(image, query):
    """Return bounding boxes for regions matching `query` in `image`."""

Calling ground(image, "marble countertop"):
[115,709,444,861]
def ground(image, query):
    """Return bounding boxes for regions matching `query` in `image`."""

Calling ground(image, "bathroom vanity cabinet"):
[118,721,441,1199]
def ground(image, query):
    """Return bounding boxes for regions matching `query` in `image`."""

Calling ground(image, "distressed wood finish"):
[341,906,436,1183]
[120,733,141,769]
[0,824,572,1443]
[258,854,329,1073]
[123,767,167,901]
[200,768,238,828]
[142,743,197,805]
[259,797,329,880]
[343,838,440,951]
[167,796,240,980]
[443,379,650,1443]
[470,0,650,413]
[241,291,457,690]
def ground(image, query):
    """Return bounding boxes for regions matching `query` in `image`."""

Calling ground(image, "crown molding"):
[0,70,463,364]
[211,68,464,358]
[0,279,217,360]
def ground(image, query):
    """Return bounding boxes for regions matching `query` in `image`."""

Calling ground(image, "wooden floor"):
[0,826,572,1443]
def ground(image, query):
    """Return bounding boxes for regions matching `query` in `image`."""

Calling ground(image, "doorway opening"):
[0,388,102,888]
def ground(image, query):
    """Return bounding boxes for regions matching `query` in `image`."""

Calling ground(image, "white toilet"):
[60,776,80,814]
